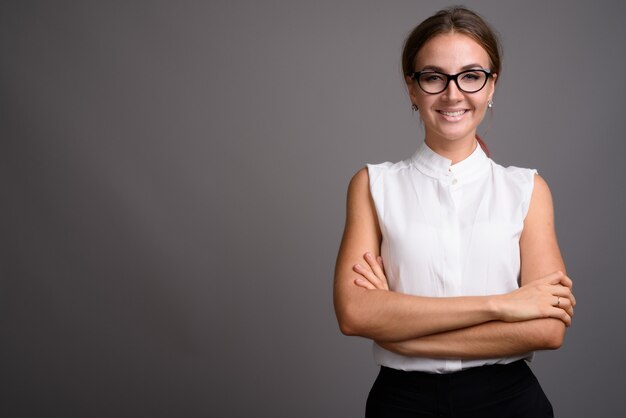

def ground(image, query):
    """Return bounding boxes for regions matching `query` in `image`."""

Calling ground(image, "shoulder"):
[347,157,411,210]
[494,164,550,198]
[365,158,414,188]
[491,162,539,194]
[491,161,538,183]
[527,174,554,216]
[530,173,550,194]
[367,159,413,172]
[344,168,381,234]
[490,161,543,217]
[348,167,370,195]
[346,167,376,207]
[347,162,397,197]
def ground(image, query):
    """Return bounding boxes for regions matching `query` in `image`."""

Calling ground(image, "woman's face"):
[407,33,496,146]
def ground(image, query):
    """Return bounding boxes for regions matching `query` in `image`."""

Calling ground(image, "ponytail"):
[476,135,491,158]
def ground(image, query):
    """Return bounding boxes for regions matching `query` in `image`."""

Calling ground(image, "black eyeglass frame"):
[410,69,494,94]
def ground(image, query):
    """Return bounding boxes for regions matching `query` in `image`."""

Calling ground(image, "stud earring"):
[488,99,493,108]
[411,104,418,111]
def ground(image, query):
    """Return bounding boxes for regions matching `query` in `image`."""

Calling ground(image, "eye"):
[419,72,445,83]
[460,71,484,82]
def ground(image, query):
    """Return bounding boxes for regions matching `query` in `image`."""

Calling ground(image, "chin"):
[435,128,476,142]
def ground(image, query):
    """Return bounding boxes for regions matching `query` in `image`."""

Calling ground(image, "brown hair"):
[402,6,502,78]
[402,6,502,156]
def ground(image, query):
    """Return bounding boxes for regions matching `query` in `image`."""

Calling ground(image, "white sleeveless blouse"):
[367,141,537,373]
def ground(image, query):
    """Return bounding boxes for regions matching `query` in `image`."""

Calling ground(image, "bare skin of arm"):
[364,174,575,357]
[333,169,575,343]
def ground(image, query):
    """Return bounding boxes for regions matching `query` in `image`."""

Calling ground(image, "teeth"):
[440,110,466,116]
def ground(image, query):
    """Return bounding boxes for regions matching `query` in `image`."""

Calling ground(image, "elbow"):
[540,319,566,350]
[335,299,370,337]
[338,320,358,337]
[336,306,362,337]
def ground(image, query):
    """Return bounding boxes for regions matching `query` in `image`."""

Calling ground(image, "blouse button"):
[452,178,458,185]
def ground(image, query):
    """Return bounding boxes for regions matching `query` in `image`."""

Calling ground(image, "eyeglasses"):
[410,69,493,94]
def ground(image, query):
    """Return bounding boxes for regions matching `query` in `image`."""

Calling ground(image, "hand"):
[495,271,576,326]
[352,252,389,291]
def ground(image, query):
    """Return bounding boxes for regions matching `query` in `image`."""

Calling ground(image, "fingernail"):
[354,264,361,269]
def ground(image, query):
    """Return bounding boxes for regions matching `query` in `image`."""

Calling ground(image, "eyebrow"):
[419,63,487,72]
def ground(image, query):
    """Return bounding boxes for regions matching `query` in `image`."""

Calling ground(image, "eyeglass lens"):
[417,70,488,94]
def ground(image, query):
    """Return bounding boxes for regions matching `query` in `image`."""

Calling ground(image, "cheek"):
[473,100,487,111]
[470,94,491,111]
[415,94,436,109]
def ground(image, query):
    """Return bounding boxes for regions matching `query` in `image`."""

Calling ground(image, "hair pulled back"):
[402,6,502,79]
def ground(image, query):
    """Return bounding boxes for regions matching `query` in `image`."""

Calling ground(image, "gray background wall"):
[2,1,624,417]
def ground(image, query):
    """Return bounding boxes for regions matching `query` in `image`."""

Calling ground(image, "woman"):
[333,6,575,417]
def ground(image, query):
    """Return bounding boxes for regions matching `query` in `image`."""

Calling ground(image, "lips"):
[437,109,468,122]
[438,110,467,117]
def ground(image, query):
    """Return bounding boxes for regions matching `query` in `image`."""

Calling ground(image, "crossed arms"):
[333,168,575,358]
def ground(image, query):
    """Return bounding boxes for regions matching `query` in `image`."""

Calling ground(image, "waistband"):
[378,360,533,391]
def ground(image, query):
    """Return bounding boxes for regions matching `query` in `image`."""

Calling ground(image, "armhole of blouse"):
[521,169,539,220]
[366,163,384,224]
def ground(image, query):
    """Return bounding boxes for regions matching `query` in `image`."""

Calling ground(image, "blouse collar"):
[410,140,490,185]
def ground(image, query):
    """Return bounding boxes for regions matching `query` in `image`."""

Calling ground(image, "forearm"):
[378,318,566,359]
[336,269,573,342]
[335,285,499,342]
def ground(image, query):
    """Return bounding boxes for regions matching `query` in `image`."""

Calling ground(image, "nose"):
[442,78,464,101]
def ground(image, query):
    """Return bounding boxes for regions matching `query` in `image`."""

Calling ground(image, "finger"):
[564,291,576,307]
[560,274,573,289]
[554,297,574,318]
[376,256,389,290]
[364,252,385,279]
[353,263,385,289]
[542,270,564,282]
[545,271,572,288]
[363,253,388,290]
[550,286,576,307]
[549,307,572,327]
[354,277,376,290]
[551,285,572,298]
[556,273,573,289]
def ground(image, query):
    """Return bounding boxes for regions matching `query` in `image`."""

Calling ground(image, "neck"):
[424,134,477,164]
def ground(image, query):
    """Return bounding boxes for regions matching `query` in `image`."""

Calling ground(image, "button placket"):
[439,183,464,373]
[439,178,462,298]
[449,167,461,189]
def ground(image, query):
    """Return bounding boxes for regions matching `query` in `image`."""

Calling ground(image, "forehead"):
[415,33,491,72]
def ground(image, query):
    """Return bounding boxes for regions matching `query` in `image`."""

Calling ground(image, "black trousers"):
[366,361,553,418]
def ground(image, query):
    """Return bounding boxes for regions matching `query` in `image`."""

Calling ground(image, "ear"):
[487,73,497,101]
[405,75,419,106]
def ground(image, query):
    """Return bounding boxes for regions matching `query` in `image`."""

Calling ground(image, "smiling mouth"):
[438,110,467,117]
